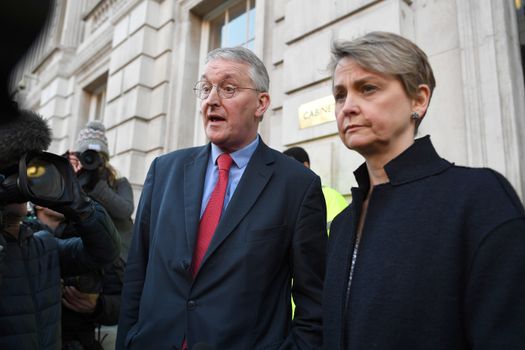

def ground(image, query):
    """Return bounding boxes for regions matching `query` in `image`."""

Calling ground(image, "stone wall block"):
[283,0,412,93]
[284,0,375,44]
[47,115,69,141]
[115,118,148,153]
[122,85,151,121]
[107,70,123,102]
[155,21,173,57]
[104,98,124,129]
[40,77,70,105]
[418,49,467,164]
[272,18,285,65]
[109,39,131,73]
[121,55,155,92]
[273,0,288,21]
[110,151,144,184]
[415,0,458,55]
[151,51,171,88]
[149,82,169,118]
[145,115,165,150]
[39,96,69,120]
[269,63,283,110]
[105,126,117,157]
[129,0,160,34]
[113,15,130,48]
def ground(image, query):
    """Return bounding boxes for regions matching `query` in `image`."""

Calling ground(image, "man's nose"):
[204,85,221,106]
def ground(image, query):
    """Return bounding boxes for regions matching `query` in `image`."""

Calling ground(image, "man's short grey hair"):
[206,46,269,92]
[329,31,436,103]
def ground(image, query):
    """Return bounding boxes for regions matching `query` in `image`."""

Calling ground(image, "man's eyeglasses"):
[193,81,260,100]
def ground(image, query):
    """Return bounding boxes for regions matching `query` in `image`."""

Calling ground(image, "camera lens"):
[79,150,102,170]
[26,158,64,199]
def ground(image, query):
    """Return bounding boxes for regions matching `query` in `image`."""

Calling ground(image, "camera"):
[0,151,76,208]
[63,270,103,294]
[78,150,103,170]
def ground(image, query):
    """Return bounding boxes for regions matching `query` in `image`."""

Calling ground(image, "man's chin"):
[206,129,226,143]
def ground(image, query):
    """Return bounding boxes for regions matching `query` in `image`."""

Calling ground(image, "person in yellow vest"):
[283,147,348,232]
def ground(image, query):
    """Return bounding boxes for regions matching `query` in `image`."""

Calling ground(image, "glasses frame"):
[193,80,261,100]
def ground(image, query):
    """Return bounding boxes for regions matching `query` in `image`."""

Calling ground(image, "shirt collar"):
[354,135,453,190]
[211,135,260,169]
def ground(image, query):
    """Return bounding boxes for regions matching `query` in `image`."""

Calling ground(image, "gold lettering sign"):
[298,95,336,129]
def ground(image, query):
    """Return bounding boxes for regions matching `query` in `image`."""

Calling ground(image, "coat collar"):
[354,136,452,191]
[183,144,211,259]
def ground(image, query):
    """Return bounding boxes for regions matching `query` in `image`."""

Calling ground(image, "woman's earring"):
[411,111,420,120]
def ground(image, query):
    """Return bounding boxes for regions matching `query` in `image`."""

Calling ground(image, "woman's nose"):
[339,94,360,117]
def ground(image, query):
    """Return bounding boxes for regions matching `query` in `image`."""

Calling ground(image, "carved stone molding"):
[83,0,127,36]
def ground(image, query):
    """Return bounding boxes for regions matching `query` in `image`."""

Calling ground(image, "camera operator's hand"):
[78,169,99,192]
[62,285,99,314]
[66,151,82,173]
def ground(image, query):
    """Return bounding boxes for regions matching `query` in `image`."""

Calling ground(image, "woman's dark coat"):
[88,177,134,260]
[323,136,525,349]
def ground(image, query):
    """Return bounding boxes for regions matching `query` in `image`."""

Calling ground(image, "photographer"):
[59,120,133,349]
[67,121,134,261]
[0,111,121,350]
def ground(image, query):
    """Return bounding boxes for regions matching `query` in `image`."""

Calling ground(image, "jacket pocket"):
[246,225,287,242]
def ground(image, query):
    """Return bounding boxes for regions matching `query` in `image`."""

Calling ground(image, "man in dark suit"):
[116,47,327,350]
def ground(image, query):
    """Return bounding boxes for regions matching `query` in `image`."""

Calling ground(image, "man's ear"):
[255,92,271,118]
[412,84,431,118]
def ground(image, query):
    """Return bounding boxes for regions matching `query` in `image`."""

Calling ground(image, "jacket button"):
[180,260,190,270]
[187,300,196,310]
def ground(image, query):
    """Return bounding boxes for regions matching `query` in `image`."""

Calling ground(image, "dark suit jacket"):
[116,140,327,350]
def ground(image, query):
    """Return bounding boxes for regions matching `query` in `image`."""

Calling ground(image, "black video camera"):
[0,151,77,208]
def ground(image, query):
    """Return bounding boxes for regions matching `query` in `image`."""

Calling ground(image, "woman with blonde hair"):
[323,31,525,349]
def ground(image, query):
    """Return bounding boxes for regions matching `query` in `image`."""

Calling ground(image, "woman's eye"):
[333,92,346,103]
[361,85,377,94]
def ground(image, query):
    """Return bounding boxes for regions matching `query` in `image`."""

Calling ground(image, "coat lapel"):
[199,141,274,269]
[184,145,210,255]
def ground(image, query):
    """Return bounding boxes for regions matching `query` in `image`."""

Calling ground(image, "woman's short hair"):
[206,46,269,93]
[329,31,436,102]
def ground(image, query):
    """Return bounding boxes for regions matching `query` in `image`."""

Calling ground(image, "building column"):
[456,0,525,198]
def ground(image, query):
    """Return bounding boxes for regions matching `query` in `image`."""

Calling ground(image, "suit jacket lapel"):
[184,145,210,255]
[200,141,274,268]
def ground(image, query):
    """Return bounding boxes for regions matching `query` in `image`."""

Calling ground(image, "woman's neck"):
[364,138,415,188]
[365,159,389,188]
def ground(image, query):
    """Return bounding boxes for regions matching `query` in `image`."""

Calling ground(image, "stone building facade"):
[13,0,525,206]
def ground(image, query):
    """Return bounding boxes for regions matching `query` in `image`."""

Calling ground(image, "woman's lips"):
[346,124,363,132]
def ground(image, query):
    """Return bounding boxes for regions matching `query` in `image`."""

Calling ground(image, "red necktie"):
[191,153,233,277]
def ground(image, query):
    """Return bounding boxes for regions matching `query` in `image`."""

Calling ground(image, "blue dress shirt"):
[199,135,260,218]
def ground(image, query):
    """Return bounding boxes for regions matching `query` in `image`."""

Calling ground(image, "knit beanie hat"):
[74,120,109,158]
